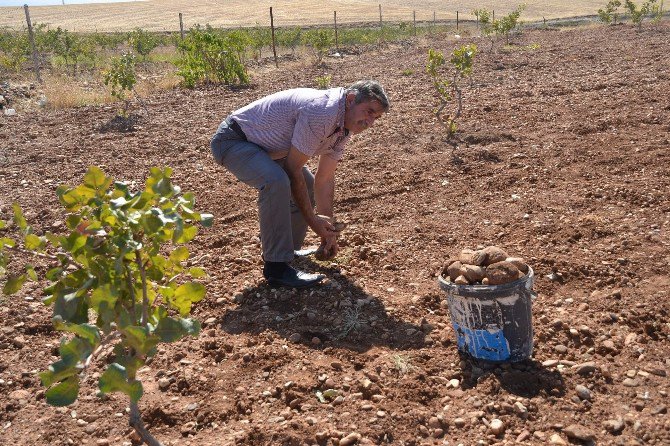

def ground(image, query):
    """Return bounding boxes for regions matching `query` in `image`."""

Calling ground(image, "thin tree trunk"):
[129,401,163,446]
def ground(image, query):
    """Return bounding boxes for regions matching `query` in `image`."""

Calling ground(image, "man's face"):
[344,94,386,135]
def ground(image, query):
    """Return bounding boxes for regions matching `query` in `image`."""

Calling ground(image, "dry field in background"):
[0,0,605,32]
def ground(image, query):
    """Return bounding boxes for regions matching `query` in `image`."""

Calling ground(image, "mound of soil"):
[0,23,669,445]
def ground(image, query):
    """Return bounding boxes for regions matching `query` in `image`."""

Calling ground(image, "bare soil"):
[1,23,669,446]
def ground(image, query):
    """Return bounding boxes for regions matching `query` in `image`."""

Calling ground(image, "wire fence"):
[0,1,607,33]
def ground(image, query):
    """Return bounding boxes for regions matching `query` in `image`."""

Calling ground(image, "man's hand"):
[315,215,345,260]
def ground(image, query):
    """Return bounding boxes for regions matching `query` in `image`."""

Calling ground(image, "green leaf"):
[26,265,38,281]
[175,225,197,244]
[188,267,207,279]
[53,317,101,347]
[46,376,80,407]
[40,360,81,388]
[169,246,189,262]
[83,166,112,195]
[99,363,143,402]
[46,267,63,281]
[154,316,201,342]
[172,282,205,316]
[121,326,159,356]
[58,336,94,365]
[0,220,5,230]
[12,203,28,232]
[24,234,43,250]
[60,231,87,253]
[3,274,26,295]
[0,237,16,248]
[89,284,119,315]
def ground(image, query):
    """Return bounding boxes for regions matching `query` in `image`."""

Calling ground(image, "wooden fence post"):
[456,11,459,31]
[493,10,495,22]
[379,4,382,28]
[334,11,339,52]
[413,10,416,36]
[270,7,278,68]
[23,5,42,83]
[179,13,184,40]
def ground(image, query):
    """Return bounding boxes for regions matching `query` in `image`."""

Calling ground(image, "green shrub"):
[103,52,137,116]
[175,25,249,88]
[303,29,332,64]
[426,44,477,137]
[128,28,159,60]
[598,0,623,24]
[624,0,661,28]
[1,166,212,445]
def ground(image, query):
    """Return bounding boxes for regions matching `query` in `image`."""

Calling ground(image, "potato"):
[459,248,486,266]
[454,275,470,285]
[486,261,521,285]
[462,264,486,283]
[482,246,508,266]
[446,261,464,281]
[505,257,529,274]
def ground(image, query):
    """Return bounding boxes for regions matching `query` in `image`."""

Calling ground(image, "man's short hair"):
[346,80,390,111]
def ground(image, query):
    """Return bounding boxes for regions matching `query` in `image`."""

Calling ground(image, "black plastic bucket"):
[438,268,535,362]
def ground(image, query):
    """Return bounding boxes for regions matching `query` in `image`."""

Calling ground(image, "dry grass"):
[40,74,114,110]
[0,0,605,32]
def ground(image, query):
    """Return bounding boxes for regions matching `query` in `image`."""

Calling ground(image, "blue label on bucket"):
[453,323,511,361]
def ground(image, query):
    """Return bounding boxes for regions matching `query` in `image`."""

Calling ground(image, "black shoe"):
[263,261,324,288]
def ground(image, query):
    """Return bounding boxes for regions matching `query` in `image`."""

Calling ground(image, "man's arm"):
[314,155,338,217]
[284,146,335,240]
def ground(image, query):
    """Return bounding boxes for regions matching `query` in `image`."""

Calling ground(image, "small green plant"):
[315,74,332,89]
[175,25,249,88]
[275,27,302,55]
[128,28,159,61]
[303,29,333,65]
[1,166,212,446]
[337,305,364,339]
[401,68,414,76]
[598,0,623,24]
[426,44,477,138]
[624,0,661,29]
[103,52,137,117]
[391,354,415,375]
[493,4,526,45]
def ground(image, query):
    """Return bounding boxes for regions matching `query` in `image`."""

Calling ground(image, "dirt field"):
[1,20,670,446]
[0,0,606,32]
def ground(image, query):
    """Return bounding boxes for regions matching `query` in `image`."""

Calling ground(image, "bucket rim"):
[438,266,534,293]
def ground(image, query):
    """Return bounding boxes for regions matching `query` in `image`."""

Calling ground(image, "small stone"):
[516,430,531,442]
[311,337,321,346]
[542,359,559,367]
[572,362,598,375]
[622,378,639,387]
[549,433,567,445]
[453,417,466,428]
[603,419,625,434]
[339,432,362,446]
[489,418,505,435]
[563,424,595,441]
[12,336,26,348]
[575,384,592,401]
[158,378,170,390]
[554,345,568,354]
[96,440,109,446]
[288,333,301,343]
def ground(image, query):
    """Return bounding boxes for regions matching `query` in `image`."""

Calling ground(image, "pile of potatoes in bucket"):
[441,246,530,286]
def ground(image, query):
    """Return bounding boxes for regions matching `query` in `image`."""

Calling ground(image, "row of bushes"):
[0,21,450,84]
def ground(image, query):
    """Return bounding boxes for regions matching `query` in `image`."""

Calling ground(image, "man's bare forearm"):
[315,177,335,218]
[286,167,318,229]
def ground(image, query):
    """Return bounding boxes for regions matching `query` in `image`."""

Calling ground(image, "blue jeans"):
[211,124,314,263]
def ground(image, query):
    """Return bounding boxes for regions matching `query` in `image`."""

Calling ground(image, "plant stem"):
[135,250,149,326]
[125,264,137,324]
[129,401,164,446]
